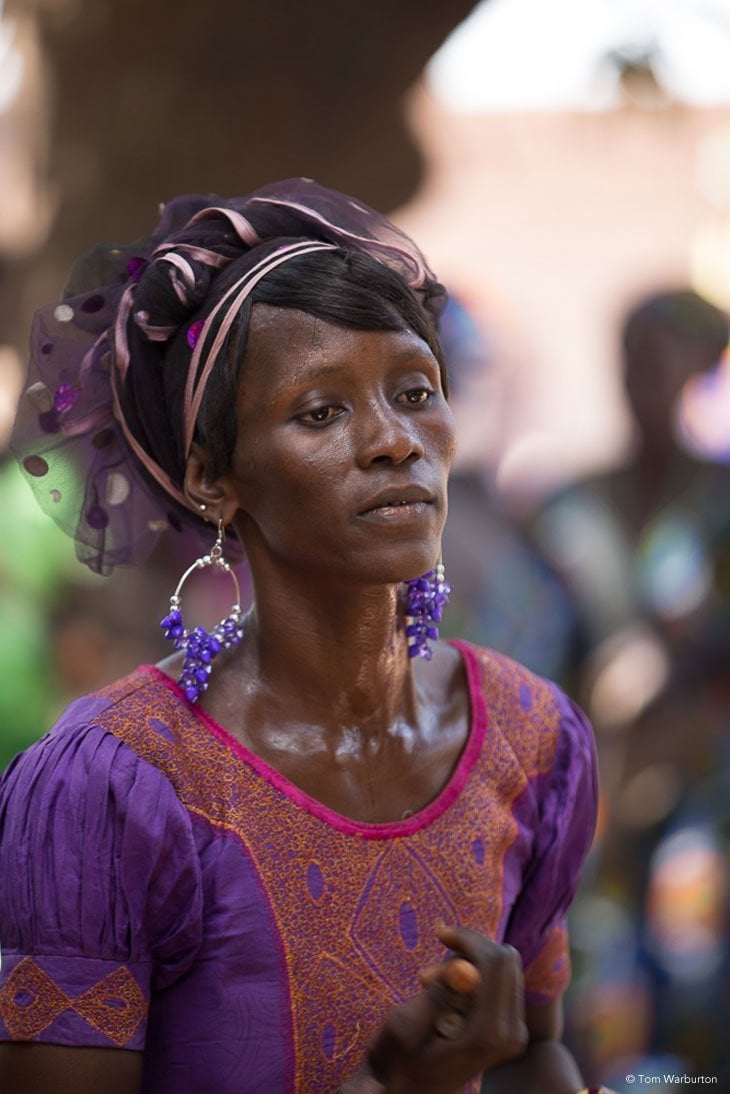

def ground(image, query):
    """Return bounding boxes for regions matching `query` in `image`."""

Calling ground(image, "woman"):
[0,180,601,1093]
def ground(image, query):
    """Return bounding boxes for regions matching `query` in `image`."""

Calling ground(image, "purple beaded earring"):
[404,561,451,660]
[160,511,244,703]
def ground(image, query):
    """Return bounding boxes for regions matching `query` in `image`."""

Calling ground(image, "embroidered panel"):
[96,649,564,1091]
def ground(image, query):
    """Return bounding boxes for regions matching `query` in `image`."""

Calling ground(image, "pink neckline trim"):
[140,639,487,840]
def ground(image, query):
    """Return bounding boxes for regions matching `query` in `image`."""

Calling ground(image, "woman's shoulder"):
[0,666,182,802]
[450,638,596,779]
[0,667,204,1017]
[451,637,569,715]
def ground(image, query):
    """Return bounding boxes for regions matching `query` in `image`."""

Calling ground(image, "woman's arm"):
[481,999,585,1093]
[0,1044,143,1094]
[341,939,586,1094]
[0,724,202,1092]
[342,928,528,1094]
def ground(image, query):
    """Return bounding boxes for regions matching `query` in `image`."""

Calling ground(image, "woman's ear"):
[184,445,241,525]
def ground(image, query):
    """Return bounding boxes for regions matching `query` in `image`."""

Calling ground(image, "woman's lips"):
[358,499,433,522]
[358,486,434,515]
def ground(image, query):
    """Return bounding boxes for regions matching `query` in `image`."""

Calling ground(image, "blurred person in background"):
[439,295,581,686]
[0,180,604,1094]
[529,289,730,1089]
[530,289,729,765]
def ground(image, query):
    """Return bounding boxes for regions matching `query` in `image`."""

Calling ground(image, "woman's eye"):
[400,387,433,405]
[298,405,341,425]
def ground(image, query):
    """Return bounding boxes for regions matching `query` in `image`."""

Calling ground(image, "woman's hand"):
[343,926,528,1094]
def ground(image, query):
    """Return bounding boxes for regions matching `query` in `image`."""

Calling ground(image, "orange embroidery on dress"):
[351,842,458,998]
[0,958,70,1040]
[98,651,564,1092]
[523,923,571,1000]
[298,954,385,1069]
[0,957,147,1047]
[73,966,148,1048]
[479,650,563,779]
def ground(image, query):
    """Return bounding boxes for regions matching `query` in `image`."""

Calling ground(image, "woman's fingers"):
[368,929,529,1090]
[418,957,480,993]
[367,990,437,1079]
[432,927,529,1064]
[443,957,481,994]
[436,924,501,962]
[412,956,483,1044]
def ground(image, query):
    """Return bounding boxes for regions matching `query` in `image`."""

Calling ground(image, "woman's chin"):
[364,548,442,586]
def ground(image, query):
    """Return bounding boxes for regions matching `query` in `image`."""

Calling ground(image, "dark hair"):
[192,247,447,478]
[15,182,448,574]
[622,290,728,364]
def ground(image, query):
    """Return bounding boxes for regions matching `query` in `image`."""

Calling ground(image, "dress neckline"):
[139,639,488,840]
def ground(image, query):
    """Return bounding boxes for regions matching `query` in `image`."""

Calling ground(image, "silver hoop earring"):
[160,516,244,702]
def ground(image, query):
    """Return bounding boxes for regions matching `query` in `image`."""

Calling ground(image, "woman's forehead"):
[243,305,437,389]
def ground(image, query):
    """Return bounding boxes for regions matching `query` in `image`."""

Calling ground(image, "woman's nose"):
[355,403,424,467]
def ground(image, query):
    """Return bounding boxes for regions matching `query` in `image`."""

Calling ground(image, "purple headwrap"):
[10,179,445,575]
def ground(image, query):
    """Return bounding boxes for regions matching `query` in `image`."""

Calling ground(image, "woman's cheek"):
[432,408,457,467]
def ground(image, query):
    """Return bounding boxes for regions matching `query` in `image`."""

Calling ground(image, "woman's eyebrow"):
[296,362,346,382]
[301,347,436,379]
[271,344,438,397]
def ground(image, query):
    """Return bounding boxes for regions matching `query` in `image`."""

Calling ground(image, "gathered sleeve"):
[0,711,203,1050]
[503,688,598,1008]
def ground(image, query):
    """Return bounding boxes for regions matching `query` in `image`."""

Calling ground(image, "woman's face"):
[222,303,456,585]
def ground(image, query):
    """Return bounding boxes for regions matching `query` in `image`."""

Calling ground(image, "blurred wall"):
[4,0,477,353]
[0,0,484,753]
[396,84,730,504]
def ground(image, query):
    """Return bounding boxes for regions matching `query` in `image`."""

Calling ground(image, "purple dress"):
[0,641,597,1092]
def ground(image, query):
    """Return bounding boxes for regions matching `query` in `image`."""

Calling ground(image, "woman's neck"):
[238,575,418,737]
[175,566,468,825]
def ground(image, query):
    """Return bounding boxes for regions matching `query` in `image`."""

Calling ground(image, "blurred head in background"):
[621,289,728,455]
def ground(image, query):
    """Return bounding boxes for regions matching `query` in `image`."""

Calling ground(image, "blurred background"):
[1,0,729,1089]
